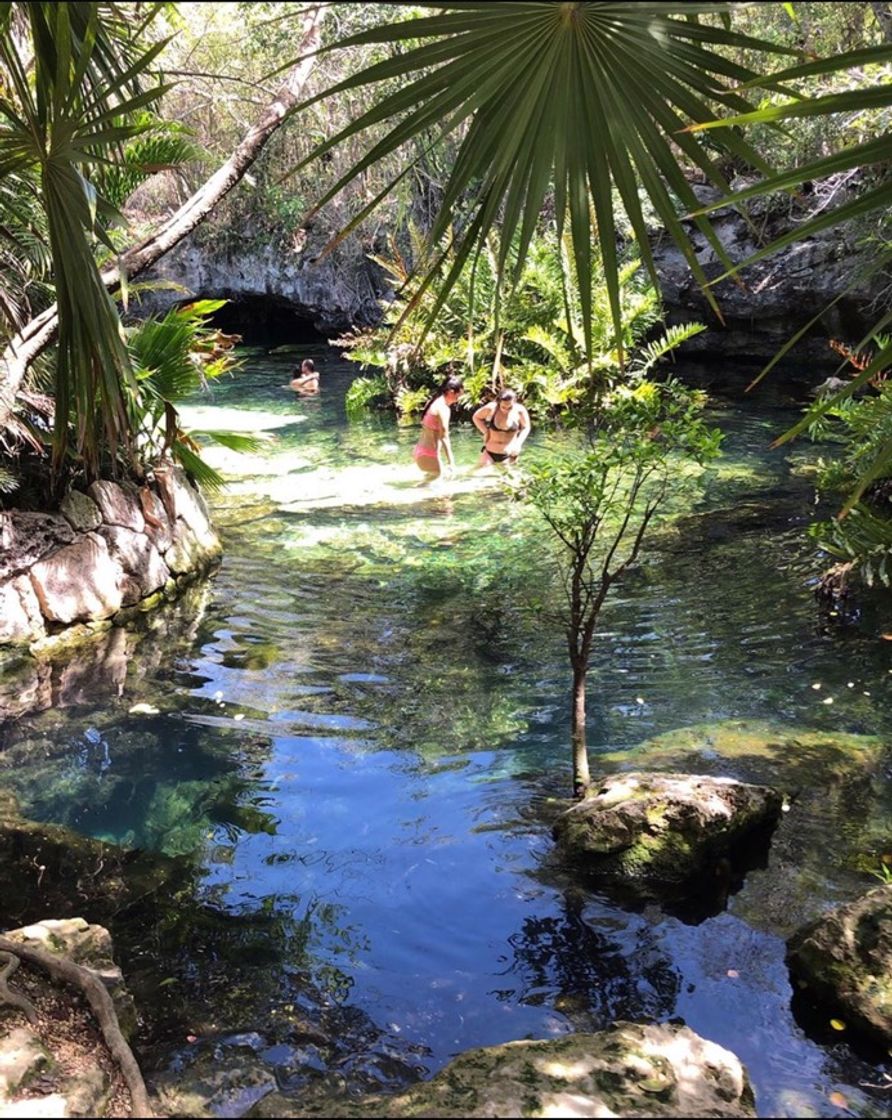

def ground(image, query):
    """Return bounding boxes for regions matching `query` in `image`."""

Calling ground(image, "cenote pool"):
[2,344,891,1117]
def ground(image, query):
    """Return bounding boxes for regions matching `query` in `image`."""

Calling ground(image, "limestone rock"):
[0,576,45,644]
[164,517,221,575]
[154,466,220,552]
[0,918,140,1116]
[29,534,123,624]
[86,480,145,533]
[138,485,174,553]
[247,1022,755,1118]
[0,1027,52,1097]
[96,525,169,605]
[0,513,75,581]
[59,490,102,533]
[133,235,389,338]
[3,918,137,1041]
[787,883,892,1047]
[649,181,881,367]
[151,1052,276,1119]
[553,771,782,889]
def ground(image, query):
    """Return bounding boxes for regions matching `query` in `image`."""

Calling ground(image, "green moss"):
[600,719,884,789]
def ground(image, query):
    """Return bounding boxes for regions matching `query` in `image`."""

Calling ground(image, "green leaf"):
[285,2,791,361]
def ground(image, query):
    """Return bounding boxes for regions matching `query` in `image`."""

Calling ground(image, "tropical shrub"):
[126,300,262,491]
[337,224,705,419]
[807,336,892,591]
[0,2,174,488]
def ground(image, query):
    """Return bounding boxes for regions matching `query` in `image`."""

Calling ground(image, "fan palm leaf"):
[683,40,892,501]
[281,2,800,356]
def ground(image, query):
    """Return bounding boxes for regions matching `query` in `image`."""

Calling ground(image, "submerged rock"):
[552,772,782,899]
[597,719,885,789]
[787,884,892,1047]
[247,1022,755,1118]
[596,720,890,931]
[0,793,194,931]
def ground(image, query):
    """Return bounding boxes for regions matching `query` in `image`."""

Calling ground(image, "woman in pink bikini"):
[412,375,463,481]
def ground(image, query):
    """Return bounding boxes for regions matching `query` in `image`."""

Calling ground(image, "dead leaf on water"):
[830,1018,846,1031]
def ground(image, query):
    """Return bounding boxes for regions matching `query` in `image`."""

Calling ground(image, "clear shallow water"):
[2,344,892,1117]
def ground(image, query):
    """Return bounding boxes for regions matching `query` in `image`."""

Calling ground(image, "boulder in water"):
[552,771,782,905]
[787,883,892,1047]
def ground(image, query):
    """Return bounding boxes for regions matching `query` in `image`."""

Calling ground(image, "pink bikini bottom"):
[413,444,439,464]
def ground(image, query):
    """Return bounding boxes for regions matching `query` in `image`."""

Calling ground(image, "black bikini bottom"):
[483,447,517,464]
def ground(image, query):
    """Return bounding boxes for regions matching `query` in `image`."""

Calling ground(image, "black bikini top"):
[486,405,520,433]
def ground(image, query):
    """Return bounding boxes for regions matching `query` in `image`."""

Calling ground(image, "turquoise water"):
[2,344,891,1117]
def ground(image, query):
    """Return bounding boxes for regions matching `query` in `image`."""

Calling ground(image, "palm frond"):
[282,2,799,357]
[0,1,171,484]
[171,440,226,492]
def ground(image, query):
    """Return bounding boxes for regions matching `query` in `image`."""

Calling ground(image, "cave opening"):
[201,293,331,346]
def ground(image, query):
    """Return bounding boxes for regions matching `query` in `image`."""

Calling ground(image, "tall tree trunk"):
[0,4,326,430]
[571,660,590,799]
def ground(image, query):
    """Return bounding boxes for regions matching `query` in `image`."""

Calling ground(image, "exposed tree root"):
[0,935,153,1117]
[0,951,38,1026]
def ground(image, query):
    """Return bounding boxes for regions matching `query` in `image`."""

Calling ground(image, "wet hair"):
[301,359,316,373]
[497,388,518,403]
[422,375,464,417]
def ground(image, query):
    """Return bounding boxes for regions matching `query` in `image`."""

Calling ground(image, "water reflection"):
[499,890,681,1028]
[2,346,891,1116]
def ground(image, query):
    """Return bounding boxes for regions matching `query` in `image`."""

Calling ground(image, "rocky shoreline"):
[0,466,221,656]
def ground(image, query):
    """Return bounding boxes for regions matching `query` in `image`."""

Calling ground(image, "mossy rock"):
[245,1022,755,1118]
[553,771,782,904]
[597,720,885,790]
[595,721,890,932]
[787,883,892,1047]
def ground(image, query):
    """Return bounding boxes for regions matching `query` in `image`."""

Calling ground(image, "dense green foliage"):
[340,225,705,419]
[0,2,172,485]
[808,340,892,589]
[127,300,261,491]
[2,0,892,603]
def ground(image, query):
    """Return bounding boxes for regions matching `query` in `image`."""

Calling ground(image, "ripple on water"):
[7,354,892,1114]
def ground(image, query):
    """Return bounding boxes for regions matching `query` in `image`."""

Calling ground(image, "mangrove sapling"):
[520,379,721,798]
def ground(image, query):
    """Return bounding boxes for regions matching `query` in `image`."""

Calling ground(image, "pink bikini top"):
[421,411,441,432]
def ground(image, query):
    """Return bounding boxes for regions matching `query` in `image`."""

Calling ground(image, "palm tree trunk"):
[0,4,326,430]
[571,660,590,799]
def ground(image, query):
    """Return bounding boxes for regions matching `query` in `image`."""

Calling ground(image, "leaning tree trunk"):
[571,660,591,799]
[0,3,326,430]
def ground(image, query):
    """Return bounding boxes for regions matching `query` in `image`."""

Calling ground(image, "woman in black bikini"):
[472,388,531,469]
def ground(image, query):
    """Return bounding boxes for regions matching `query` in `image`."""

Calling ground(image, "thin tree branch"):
[165,69,278,95]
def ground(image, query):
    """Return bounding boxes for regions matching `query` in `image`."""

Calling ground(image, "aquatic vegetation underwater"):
[2,349,892,1117]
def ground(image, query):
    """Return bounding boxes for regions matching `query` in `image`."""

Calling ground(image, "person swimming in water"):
[289,358,320,395]
[412,375,463,482]
[472,388,530,469]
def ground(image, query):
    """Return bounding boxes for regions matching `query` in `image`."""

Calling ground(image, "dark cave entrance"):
[201,293,331,346]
